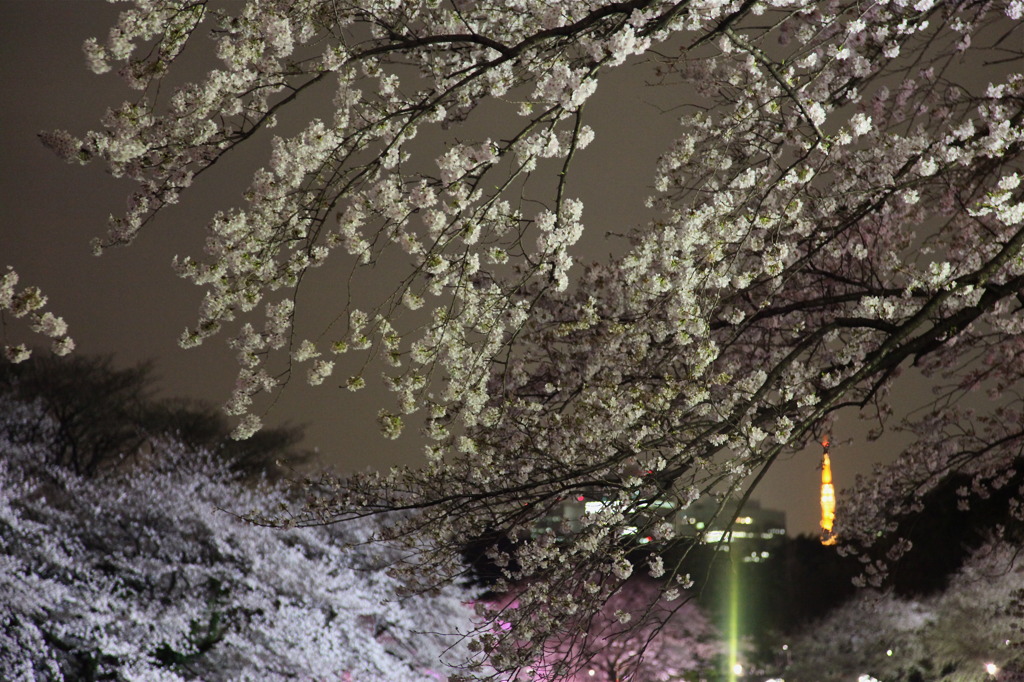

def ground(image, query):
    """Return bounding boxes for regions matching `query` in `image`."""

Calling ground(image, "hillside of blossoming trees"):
[0,392,476,680]
[785,538,1024,681]
[2,0,1024,678]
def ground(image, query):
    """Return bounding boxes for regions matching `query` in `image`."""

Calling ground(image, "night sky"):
[0,1,909,536]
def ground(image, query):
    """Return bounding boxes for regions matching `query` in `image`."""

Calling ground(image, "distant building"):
[677,498,787,563]
[535,493,787,563]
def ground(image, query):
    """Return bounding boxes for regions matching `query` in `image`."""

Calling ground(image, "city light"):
[726,561,741,682]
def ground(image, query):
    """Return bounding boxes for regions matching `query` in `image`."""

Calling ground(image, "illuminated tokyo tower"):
[820,436,836,545]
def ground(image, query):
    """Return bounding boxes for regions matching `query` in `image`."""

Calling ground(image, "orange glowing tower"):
[820,436,836,545]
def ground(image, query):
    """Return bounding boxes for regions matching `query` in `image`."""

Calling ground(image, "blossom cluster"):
[0,395,476,681]
[0,267,73,362]
[500,577,718,681]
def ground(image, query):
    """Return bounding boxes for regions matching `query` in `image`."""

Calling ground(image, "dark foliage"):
[872,463,1024,598]
[0,353,311,479]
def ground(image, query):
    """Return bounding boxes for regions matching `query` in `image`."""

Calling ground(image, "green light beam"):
[727,558,740,682]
